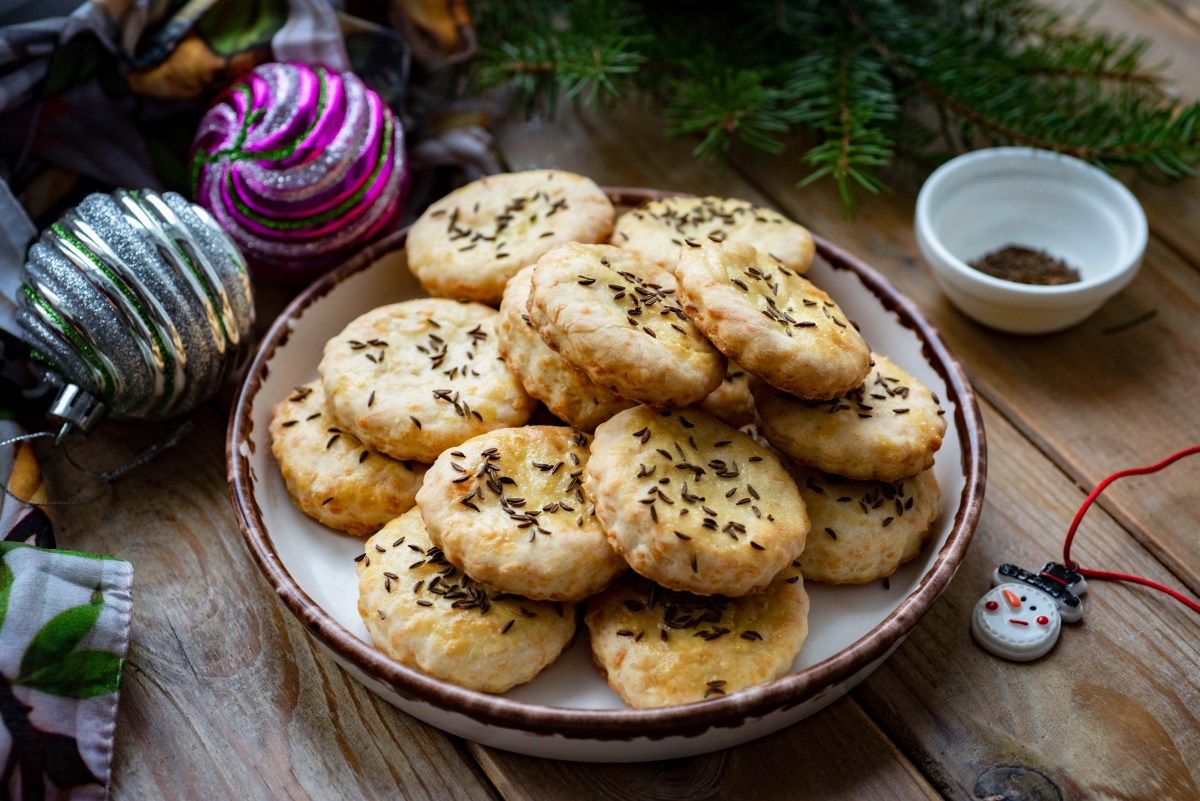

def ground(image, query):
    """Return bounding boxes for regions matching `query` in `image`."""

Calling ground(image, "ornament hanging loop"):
[1,421,193,507]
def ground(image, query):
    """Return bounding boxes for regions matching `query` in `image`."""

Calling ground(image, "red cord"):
[1062,445,1200,615]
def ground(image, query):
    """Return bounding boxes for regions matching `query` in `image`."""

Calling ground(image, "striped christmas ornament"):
[17,189,254,430]
[191,62,409,281]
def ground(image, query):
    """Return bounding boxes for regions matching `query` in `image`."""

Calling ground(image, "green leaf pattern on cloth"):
[0,555,12,635]
[195,0,289,57]
[17,596,123,700]
[0,542,133,800]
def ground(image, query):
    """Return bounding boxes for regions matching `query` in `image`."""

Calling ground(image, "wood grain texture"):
[42,411,497,801]
[494,93,1200,800]
[730,152,1200,598]
[469,700,940,801]
[495,98,1200,600]
[856,401,1200,801]
[1041,0,1200,272]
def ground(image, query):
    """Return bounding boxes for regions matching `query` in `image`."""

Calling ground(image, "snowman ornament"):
[971,562,1088,661]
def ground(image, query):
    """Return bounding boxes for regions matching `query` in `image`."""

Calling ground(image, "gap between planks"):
[464,696,943,801]
[726,157,1200,602]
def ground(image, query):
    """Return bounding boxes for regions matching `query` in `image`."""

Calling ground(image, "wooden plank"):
[42,410,498,801]
[855,400,1200,801]
[1156,0,1200,30]
[731,145,1200,598]
[492,98,773,200]
[1042,0,1200,270]
[469,700,941,801]
[494,98,1200,798]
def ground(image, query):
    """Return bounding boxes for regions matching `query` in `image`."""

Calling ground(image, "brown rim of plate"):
[227,187,987,741]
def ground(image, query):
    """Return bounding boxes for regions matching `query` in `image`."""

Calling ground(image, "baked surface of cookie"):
[612,196,814,273]
[695,361,755,429]
[416,426,625,601]
[269,381,427,535]
[675,242,870,400]
[790,464,940,584]
[585,571,810,708]
[527,243,725,407]
[320,298,534,462]
[357,508,576,693]
[496,264,636,431]
[586,406,809,596]
[406,170,614,305]
[753,353,947,481]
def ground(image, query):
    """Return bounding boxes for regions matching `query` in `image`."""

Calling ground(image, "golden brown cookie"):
[752,353,947,481]
[406,170,614,305]
[695,360,755,429]
[527,243,725,408]
[269,381,427,535]
[496,264,636,432]
[319,298,535,463]
[415,426,625,602]
[789,464,940,584]
[675,242,870,400]
[357,508,576,693]
[612,196,814,273]
[585,571,810,708]
[586,406,809,597]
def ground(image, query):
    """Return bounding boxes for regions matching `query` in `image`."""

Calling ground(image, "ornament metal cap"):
[46,383,105,441]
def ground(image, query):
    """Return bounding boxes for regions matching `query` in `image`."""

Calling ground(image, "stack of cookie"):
[268,169,947,708]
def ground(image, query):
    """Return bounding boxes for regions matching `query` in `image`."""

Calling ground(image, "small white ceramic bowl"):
[915,147,1147,334]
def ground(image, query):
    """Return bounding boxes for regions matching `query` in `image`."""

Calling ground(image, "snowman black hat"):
[991,562,1088,622]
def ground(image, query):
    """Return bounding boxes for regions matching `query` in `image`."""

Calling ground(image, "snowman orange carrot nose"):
[1002,589,1022,608]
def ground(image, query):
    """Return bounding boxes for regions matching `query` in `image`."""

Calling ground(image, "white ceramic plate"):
[228,188,985,762]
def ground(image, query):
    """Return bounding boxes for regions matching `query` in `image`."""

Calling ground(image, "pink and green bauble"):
[191,62,408,281]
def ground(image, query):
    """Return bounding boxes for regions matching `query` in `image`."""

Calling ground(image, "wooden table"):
[42,2,1200,798]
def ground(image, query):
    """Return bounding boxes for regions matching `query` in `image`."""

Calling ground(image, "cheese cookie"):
[320,298,535,463]
[790,464,940,584]
[612,196,814,273]
[269,381,427,535]
[585,571,810,708]
[695,361,755,429]
[675,242,870,400]
[527,243,725,408]
[496,264,635,432]
[753,353,947,481]
[416,426,625,602]
[586,406,809,597]
[406,169,614,305]
[357,509,576,693]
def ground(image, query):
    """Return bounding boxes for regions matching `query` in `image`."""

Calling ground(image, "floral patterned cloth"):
[0,418,133,801]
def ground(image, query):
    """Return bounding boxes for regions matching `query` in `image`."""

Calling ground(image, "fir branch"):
[665,63,795,161]
[466,0,1200,212]
[851,1,1199,174]
[472,0,647,113]
[787,43,899,209]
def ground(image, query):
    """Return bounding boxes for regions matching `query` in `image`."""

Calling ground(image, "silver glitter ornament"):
[16,189,254,434]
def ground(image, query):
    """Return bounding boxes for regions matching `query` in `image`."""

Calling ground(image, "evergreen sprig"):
[467,0,1200,211]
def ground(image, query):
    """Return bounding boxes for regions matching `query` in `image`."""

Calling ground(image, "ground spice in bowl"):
[969,245,1081,286]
